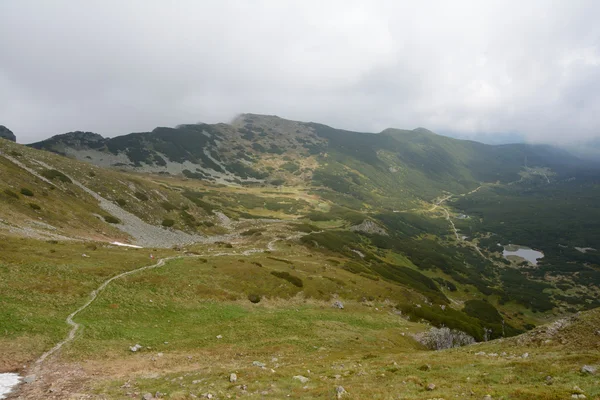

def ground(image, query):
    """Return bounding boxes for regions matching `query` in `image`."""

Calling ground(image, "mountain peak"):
[412,127,436,135]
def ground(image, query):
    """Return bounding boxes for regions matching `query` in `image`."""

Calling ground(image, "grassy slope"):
[0,236,177,370]
[4,234,597,399]
[0,139,225,239]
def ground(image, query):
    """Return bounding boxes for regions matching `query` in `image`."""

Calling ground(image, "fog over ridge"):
[1,0,599,146]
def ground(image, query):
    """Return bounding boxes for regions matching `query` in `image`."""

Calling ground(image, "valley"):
[1,114,599,399]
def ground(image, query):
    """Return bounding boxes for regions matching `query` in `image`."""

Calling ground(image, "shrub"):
[180,210,196,227]
[115,198,127,207]
[271,271,303,287]
[160,201,177,211]
[40,169,72,183]
[248,294,261,303]
[20,188,34,196]
[29,203,41,210]
[162,219,175,227]
[241,228,264,236]
[134,191,149,201]
[88,171,96,177]
[463,300,503,324]
[104,215,121,224]
[3,189,18,199]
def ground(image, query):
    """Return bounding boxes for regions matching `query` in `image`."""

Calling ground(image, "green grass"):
[0,237,176,367]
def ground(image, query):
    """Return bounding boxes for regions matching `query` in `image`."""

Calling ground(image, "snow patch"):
[111,241,144,248]
[0,373,21,399]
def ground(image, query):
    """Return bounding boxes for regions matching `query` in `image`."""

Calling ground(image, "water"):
[503,245,544,265]
[0,373,21,399]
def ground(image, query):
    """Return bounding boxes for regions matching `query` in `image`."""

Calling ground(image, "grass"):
[0,236,175,369]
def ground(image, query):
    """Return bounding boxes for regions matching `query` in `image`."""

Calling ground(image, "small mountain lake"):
[502,245,544,265]
[0,373,21,399]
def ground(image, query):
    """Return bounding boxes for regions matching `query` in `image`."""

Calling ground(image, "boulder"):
[130,344,142,352]
[332,301,344,309]
[581,365,597,374]
[293,375,309,383]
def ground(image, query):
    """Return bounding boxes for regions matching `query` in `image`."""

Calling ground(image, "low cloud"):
[1,0,599,145]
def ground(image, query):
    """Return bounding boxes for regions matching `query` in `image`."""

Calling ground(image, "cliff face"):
[0,125,16,142]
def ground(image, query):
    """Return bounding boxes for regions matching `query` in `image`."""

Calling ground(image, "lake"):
[503,245,544,265]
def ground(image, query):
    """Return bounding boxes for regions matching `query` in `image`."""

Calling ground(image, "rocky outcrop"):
[350,219,388,236]
[0,125,16,142]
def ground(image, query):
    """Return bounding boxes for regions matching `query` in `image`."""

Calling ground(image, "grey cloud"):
[1,0,599,145]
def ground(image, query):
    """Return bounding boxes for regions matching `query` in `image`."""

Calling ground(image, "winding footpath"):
[28,256,182,380]
[429,185,493,262]
[23,231,305,387]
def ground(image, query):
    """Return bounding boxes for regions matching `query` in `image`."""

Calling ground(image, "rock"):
[581,365,597,374]
[293,375,309,383]
[252,361,266,368]
[335,385,346,398]
[229,373,237,383]
[573,386,585,395]
[482,395,493,400]
[475,352,486,356]
[350,220,388,236]
[0,125,16,142]
[426,383,436,391]
[130,344,142,352]
[521,352,529,358]
[142,393,154,400]
[332,301,344,309]
[23,375,36,384]
[216,334,223,339]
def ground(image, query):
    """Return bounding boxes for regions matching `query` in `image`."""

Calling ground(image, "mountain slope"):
[30,114,589,209]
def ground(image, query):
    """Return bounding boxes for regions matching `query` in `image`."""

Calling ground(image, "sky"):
[1,1,600,145]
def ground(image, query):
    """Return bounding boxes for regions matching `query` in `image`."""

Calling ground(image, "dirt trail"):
[29,256,180,378]
[431,185,495,263]
[19,230,305,393]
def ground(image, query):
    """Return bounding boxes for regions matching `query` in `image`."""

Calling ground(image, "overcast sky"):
[1,1,600,144]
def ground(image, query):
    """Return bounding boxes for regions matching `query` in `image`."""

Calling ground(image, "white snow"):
[110,241,143,248]
[0,373,21,399]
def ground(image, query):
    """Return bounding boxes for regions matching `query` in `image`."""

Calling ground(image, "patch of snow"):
[111,241,144,248]
[0,373,21,399]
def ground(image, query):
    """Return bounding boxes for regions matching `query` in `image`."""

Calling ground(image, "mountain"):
[30,114,588,208]
[0,125,16,142]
